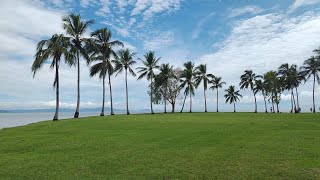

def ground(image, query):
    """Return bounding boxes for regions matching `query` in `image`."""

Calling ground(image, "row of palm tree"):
[237,53,320,114]
[31,13,320,120]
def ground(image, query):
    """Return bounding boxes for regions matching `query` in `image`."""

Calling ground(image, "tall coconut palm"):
[157,63,174,113]
[195,64,213,112]
[137,51,160,114]
[294,71,305,111]
[300,55,320,113]
[278,63,297,113]
[209,76,226,112]
[264,71,283,113]
[86,28,123,116]
[224,85,242,112]
[62,13,94,118]
[179,61,196,113]
[31,34,74,121]
[113,49,136,115]
[239,70,259,113]
[255,78,268,113]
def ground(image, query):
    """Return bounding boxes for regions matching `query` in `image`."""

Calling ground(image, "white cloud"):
[131,0,181,21]
[197,11,320,110]
[95,0,111,17]
[143,31,174,50]
[288,0,320,13]
[0,1,64,56]
[228,5,263,18]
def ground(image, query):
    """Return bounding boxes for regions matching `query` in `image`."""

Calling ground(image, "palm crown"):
[32,34,74,77]
[113,49,137,77]
[137,51,161,80]
[224,85,242,104]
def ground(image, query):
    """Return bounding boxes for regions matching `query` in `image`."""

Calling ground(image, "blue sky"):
[1,0,320,112]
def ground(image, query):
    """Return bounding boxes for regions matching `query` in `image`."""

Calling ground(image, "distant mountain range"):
[0,108,130,113]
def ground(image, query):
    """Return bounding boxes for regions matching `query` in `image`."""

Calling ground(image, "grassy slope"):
[0,113,320,179]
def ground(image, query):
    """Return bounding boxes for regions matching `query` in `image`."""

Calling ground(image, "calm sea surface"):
[0,110,145,129]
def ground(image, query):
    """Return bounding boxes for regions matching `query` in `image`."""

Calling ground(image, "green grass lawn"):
[0,113,320,179]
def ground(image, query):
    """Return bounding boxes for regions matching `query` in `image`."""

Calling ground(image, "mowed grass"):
[0,113,320,179]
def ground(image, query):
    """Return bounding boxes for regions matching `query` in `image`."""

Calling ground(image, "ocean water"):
[0,110,138,129]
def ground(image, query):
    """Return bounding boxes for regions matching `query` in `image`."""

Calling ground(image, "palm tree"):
[179,61,196,113]
[86,28,123,116]
[113,49,136,115]
[224,85,242,112]
[209,76,226,112]
[31,34,74,121]
[137,51,160,114]
[239,70,259,113]
[195,64,213,112]
[300,55,320,113]
[255,78,268,113]
[157,63,174,113]
[264,71,283,113]
[278,63,297,113]
[294,71,305,112]
[63,13,94,118]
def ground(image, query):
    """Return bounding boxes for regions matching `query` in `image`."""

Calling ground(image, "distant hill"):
[0,108,126,113]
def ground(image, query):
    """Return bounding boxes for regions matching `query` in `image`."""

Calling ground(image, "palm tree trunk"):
[150,74,154,114]
[295,87,300,112]
[271,95,275,113]
[53,60,59,121]
[74,51,80,118]
[171,102,175,113]
[180,94,187,113]
[233,102,236,112]
[253,91,257,113]
[204,84,207,112]
[216,89,219,112]
[276,103,279,113]
[164,82,167,113]
[125,69,129,115]
[291,89,296,112]
[264,95,267,113]
[313,73,316,113]
[101,74,105,116]
[108,72,114,115]
[189,85,192,113]
[290,90,293,113]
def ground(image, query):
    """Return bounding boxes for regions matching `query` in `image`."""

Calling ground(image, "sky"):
[1,0,320,113]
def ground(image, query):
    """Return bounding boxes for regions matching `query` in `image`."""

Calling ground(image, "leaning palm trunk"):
[101,74,105,116]
[53,59,60,121]
[180,94,187,113]
[312,73,316,113]
[125,69,129,115]
[74,50,80,118]
[216,89,219,112]
[108,72,114,115]
[204,85,207,112]
[295,87,300,111]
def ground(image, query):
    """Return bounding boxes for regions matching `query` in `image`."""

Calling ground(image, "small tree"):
[224,85,242,112]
